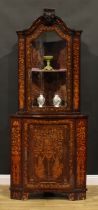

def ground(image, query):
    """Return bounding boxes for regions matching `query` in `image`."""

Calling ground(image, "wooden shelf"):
[31,68,67,72]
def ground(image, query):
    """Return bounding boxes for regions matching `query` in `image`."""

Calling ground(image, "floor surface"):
[0,186,98,210]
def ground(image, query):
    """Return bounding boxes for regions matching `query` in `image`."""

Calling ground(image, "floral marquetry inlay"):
[76,119,87,187]
[30,125,65,180]
[73,35,81,111]
[18,35,25,111]
[11,119,22,185]
[22,119,75,190]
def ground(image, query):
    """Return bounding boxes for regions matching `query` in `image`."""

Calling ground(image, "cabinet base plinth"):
[10,189,86,201]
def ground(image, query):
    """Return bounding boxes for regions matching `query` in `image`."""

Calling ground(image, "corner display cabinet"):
[10,9,88,200]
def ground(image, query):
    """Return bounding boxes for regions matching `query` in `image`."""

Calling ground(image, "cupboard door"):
[22,119,75,191]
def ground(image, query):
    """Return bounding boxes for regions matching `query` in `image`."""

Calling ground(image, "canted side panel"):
[11,119,22,186]
[22,119,75,190]
[18,35,25,111]
[73,34,81,111]
[76,119,87,187]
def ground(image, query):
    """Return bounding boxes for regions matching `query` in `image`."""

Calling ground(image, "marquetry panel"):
[73,34,81,111]
[76,119,87,187]
[22,119,75,190]
[18,35,25,111]
[11,119,22,185]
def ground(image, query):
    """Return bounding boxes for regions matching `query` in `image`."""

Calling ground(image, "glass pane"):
[30,31,67,108]
[31,31,66,70]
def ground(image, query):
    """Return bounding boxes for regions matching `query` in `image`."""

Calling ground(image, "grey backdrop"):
[0,0,98,174]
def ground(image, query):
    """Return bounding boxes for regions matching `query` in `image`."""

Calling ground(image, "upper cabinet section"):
[17,9,82,114]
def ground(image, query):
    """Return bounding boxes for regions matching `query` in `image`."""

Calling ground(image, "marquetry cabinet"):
[10,9,88,200]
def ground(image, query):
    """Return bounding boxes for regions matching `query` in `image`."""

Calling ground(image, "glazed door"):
[22,118,75,191]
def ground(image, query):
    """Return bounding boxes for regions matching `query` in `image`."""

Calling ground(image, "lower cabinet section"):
[10,114,88,200]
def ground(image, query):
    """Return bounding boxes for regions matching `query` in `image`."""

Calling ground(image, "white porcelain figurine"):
[53,94,61,107]
[37,94,45,107]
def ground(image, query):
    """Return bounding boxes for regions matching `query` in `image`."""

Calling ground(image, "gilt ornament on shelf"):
[43,55,53,71]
